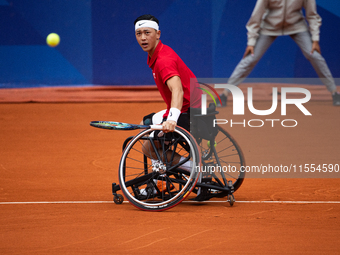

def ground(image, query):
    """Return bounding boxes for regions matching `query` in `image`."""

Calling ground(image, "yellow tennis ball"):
[207,140,217,148]
[46,33,60,47]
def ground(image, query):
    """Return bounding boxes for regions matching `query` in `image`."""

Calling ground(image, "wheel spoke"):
[118,127,200,211]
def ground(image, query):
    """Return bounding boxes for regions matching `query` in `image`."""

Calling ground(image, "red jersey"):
[147,40,202,117]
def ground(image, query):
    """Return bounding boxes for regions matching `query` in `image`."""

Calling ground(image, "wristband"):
[167,107,181,123]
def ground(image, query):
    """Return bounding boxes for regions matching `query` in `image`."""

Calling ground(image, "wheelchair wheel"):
[197,125,245,194]
[118,126,201,211]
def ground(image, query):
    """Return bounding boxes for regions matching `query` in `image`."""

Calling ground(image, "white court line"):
[234,201,340,204]
[184,201,340,204]
[1,200,340,205]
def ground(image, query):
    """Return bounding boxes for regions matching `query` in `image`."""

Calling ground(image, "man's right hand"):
[162,120,176,133]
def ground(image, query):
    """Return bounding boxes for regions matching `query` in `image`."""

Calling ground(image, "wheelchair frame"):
[112,106,246,211]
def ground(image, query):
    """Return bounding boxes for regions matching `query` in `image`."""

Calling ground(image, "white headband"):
[135,20,159,31]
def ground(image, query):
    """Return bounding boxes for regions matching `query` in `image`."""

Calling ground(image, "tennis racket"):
[90,121,163,130]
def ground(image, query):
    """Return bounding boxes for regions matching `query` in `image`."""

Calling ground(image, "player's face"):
[135,28,160,56]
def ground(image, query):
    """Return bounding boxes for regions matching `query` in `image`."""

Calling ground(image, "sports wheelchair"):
[112,103,246,211]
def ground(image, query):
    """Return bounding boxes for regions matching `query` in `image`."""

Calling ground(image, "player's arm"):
[304,0,322,54]
[163,75,183,132]
[245,0,266,48]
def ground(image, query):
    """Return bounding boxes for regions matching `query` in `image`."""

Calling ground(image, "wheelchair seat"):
[190,103,219,141]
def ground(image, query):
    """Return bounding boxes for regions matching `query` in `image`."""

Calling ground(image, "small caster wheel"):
[113,194,124,204]
[227,194,235,206]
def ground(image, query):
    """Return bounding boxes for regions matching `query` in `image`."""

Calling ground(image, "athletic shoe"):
[332,92,340,106]
[216,94,227,107]
[139,180,174,198]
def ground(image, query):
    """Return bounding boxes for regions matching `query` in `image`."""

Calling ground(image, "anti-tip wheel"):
[227,194,235,207]
[113,194,124,204]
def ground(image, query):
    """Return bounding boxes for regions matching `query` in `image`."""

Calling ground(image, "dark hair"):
[134,14,159,26]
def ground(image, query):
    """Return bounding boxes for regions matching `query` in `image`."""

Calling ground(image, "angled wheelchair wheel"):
[118,126,201,211]
[197,125,245,195]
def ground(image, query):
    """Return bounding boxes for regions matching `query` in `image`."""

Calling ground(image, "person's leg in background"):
[217,34,277,107]
[291,31,340,106]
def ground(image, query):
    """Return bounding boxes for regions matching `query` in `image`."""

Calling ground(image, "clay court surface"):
[0,85,339,254]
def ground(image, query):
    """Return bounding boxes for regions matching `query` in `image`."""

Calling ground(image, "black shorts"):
[143,111,190,132]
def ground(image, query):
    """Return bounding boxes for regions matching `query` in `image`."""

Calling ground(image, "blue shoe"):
[216,94,227,107]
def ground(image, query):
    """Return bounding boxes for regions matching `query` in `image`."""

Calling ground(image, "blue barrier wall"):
[0,0,92,87]
[0,0,339,88]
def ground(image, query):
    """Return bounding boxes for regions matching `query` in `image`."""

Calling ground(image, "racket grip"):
[149,125,164,130]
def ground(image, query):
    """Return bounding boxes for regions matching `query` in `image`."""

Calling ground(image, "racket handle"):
[149,125,164,130]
